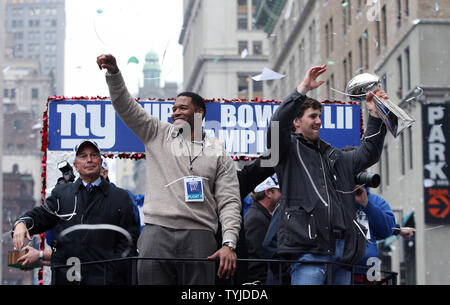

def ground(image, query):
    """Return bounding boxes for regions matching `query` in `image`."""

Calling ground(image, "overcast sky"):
[64,0,183,97]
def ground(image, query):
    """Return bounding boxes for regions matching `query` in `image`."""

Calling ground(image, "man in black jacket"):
[268,65,389,285]
[244,174,280,283]
[215,154,275,284]
[12,140,139,285]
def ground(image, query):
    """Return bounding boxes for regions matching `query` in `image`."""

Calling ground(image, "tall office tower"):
[179,0,269,100]
[0,0,6,285]
[5,0,65,95]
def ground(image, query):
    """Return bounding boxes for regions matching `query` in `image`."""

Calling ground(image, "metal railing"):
[50,256,397,285]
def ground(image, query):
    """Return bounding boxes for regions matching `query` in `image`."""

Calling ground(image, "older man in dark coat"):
[12,140,139,285]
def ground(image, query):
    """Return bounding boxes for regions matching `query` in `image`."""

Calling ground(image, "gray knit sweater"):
[106,72,241,244]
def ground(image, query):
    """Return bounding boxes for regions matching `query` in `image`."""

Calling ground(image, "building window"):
[396,0,402,28]
[32,88,39,99]
[237,0,248,30]
[397,55,403,98]
[364,29,369,69]
[28,31,40,40]
[45,43,57,52]
[330,73,335,100]
[28,19,40,27]
[45,19,57,27]
[253,78,263,99]
[298,40,305,80]
[382,74,387,92]
[12,20,24,28]
[309,20,316,61]
[348,51,353,78]
[14,120,24,130]
[253,41,262,55]
[342,1,347,35]
[14,32,24,40]
[376,20,381,55]
[382,5,387,46]
[238,41,248,55]
[44,31,56,40]
[343,59,348,89]
[405,0,410,16]
[347,0,352,26]
[28,43,40,52]
[326,79,331,99]
[325,24,330,57]
[4,88,9,98]
[358,37,363,71]
[29,7,41,16]
[329,18,334,53]
[408,127,413,169]
[238,14,248,29]
[11,88,16,99]
[238,75,249,99]
[405,47,411,91]
[400,132,405,175]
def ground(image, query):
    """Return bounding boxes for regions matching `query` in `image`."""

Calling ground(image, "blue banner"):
[47,100,361,154]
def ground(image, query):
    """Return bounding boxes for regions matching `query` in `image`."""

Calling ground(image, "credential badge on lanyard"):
[184,176,204,202]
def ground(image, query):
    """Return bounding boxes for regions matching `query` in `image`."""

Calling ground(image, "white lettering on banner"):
[218,130,267,154]
[221,105,237,127]
[322,105,353,129]
[220,104,279,128]
[241,130,256,153]
[58,104,89,136]
[238,105,253,128]
[57,104,116,149]
[255,104,278,128]
[219,129,240,153]
[426,106,448,183]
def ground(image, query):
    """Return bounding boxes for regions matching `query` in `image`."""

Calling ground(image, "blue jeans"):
[290,240,351,285]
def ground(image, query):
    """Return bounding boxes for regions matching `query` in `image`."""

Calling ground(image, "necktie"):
[86,183,93,192]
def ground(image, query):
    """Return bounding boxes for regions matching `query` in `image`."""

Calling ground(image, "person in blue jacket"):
[353,184,396,284]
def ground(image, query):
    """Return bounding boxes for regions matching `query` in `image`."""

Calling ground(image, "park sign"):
[47,99,361,155]
[422,102,450,223]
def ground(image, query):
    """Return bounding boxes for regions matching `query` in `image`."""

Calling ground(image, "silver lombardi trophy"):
[345,73,416,137]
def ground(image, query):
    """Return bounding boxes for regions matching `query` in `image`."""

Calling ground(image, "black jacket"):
[244,201,272,283]
[215,155,275,284]
[269,90,386,264]
[17,177,139,284]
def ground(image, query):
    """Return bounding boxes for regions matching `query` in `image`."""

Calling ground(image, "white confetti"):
[252,68,285,81]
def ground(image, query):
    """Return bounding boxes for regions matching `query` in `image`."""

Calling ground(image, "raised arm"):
[267,65,326,161]
[97,54,164,143]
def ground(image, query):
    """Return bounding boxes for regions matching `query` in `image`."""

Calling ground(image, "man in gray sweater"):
[97,54,241,285]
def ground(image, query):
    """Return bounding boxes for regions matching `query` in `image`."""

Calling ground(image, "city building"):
[2,34,50,203]
[255,0,450,284]
[0,0,6,284]
[178,0,269,100]
[4,0,65,95]
[2,169,36,285]
[254,0,322,100]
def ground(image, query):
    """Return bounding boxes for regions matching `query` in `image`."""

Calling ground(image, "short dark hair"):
[251,188,277,202]
[177,92,206,117]
[296,97,322,119]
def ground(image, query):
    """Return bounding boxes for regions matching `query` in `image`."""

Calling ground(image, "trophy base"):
[8,250,40,270]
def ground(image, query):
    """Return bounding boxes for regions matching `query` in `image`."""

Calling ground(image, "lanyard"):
[183,139,204,172]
